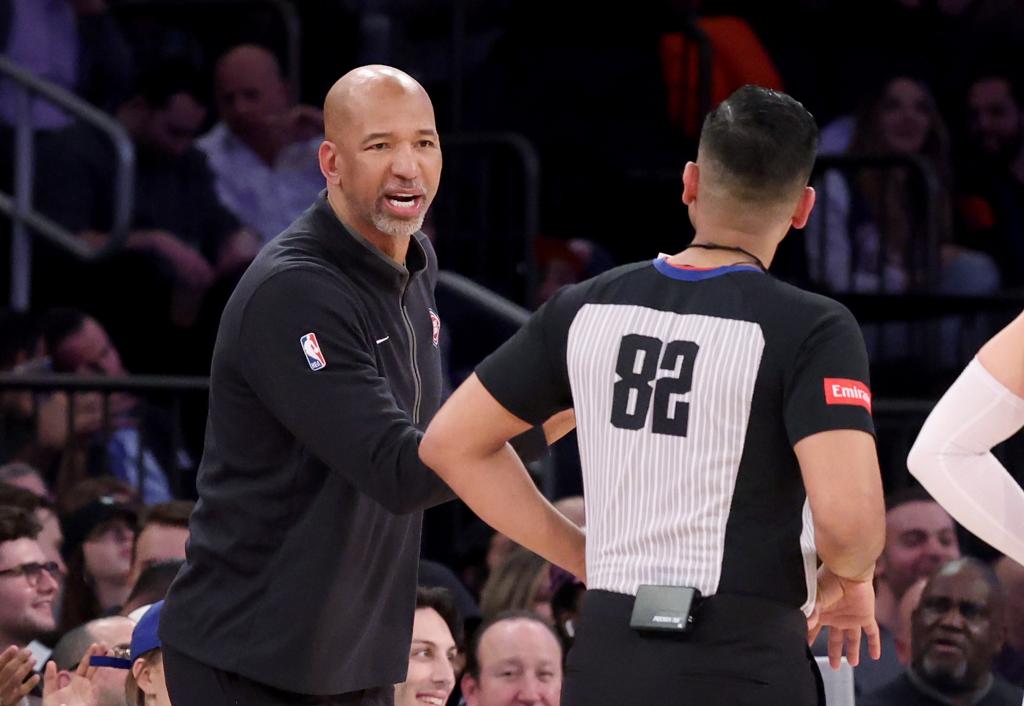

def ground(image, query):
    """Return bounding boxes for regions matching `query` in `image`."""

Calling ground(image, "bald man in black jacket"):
[160,65,453,706]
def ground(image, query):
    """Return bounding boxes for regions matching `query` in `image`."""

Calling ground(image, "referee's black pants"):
[163,644,394,706]
[563,590,825,706]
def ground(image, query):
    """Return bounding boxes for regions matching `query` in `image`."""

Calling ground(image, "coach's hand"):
[807,566,881,670]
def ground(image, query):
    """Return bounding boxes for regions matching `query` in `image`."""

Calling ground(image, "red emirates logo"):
[823,378,872,412]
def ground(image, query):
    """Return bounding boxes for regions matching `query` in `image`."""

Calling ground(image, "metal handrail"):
[441,131,542,307]
[436,268,558,497]
[113,0,302,104]
[0,373,209,393]
[0,56,135,311]
[437,271,530,327]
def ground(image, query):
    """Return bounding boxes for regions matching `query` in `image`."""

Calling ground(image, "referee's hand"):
[807,566,882,670]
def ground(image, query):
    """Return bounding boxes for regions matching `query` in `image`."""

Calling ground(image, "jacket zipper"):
[400,293,423,425]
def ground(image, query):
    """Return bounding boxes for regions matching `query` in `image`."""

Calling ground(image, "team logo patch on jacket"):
[300,332,327,371]
[823,378,871,412]
[429,309,441,348]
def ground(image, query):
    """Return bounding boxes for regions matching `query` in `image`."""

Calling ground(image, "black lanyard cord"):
[681,242,767,272]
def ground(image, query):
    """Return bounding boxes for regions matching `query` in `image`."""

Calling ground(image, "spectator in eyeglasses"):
[0,484,66,578]
[35,602,169,706]
[49,616,134,706]
[861,557,1023,706]
[0,506,61,706]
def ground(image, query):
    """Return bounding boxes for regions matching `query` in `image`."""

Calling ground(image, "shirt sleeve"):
[475,284,580,425]
[239,266,452,514]
[783,303,874,445]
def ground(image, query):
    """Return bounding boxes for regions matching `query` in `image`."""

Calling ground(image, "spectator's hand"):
[807,566,881,669]
[131,230,215,291]
[275,105,323,144]
[216,229,261,276]
[105,393,138,428]
[36,393,85,448]
[35,391,136,448]
[0,646,38,706]
[42,643,105,706]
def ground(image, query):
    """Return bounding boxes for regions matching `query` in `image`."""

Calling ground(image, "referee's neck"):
[670,232,776,270]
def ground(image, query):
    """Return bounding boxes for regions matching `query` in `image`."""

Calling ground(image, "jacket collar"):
[306,190,428,291]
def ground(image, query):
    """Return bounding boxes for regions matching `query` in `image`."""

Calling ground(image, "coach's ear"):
[318,140,342,186]
[681,161,699,206]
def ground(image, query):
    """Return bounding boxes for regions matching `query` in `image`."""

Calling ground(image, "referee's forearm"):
[815,532,882,583]
[424,443,585,576]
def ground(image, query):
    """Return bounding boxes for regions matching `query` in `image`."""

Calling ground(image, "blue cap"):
[130,600,163,659]
[89,601,163,669]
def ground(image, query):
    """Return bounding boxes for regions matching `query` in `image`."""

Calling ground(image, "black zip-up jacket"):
[160,193,453,695]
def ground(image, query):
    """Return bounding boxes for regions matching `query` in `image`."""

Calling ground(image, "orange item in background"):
[660,16,784,137]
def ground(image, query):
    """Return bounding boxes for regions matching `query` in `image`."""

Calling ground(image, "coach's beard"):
[372,209,427,238]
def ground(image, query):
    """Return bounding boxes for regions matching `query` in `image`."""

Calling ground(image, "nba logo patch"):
[428,309,441,348]
[300,332,327,371]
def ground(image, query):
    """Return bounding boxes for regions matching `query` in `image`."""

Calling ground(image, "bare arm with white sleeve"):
[907,311,1024,565]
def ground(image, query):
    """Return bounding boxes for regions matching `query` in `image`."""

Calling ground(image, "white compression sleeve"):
[907,358,1024,565]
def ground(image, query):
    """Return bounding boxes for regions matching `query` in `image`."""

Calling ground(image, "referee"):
[421,86,886,705]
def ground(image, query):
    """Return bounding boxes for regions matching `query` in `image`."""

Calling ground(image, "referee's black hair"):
[464,610,563,679]
[699,85,819,203]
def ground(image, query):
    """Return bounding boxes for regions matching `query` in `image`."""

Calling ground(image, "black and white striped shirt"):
[476,258,874,613]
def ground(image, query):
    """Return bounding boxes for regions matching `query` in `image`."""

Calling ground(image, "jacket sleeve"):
[239,266,452,514]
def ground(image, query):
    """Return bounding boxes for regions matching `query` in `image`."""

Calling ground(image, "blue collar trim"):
[651,257,763,281]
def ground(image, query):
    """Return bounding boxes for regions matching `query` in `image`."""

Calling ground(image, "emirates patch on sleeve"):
[823,378,872,412]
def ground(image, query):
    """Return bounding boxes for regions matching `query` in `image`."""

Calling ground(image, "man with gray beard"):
[159,65,454,705]
[862,558,1023,706]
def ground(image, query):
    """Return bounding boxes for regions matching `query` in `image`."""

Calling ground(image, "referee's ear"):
[681,161,699,206]
[790,186,816,229]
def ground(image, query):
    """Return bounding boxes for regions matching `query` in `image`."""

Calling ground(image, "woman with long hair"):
[479,546,554,623]
[809,74,998,295]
